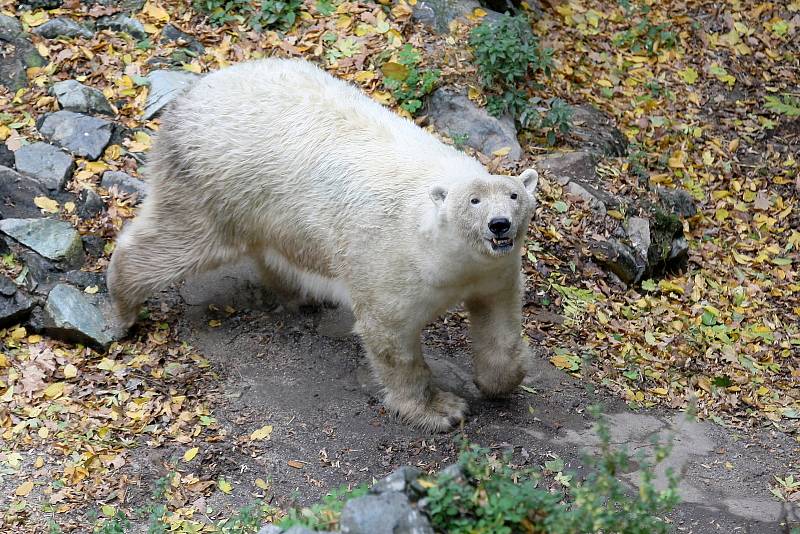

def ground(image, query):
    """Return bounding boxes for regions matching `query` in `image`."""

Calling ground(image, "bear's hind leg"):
[465,278,528,397]
[107,209,227,328]
[354,307,467,431]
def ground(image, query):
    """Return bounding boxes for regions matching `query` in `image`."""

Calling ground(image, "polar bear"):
[107,58,539,431]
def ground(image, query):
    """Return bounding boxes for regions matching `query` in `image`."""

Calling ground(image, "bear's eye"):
[510,193,518,200]
[470,198,480,205]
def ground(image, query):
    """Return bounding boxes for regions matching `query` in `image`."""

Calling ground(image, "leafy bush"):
[193,0,301,31]
[380,44,441,115]
[469,14,571,146]
[278,484,369,530]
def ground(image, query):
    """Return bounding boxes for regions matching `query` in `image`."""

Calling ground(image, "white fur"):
[107,58,539,431]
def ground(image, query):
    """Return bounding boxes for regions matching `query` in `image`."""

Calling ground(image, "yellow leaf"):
[596,79,613,88]
[371,91,392,105]
[467,86,481,101]
[381,62,409,81]
[255,478,269,490]
[84,285,99,294]
[183,62,202,74]
[34,196,59,214]
[472,7,487,17]
[658,280,684,295]
[354,70,375,83]
[0,125,11,140]
[34,457,44,469]
[21,11,49,27]
[143,2,170,22]
[27,334,42,343]
[250,424,273,441]
[102,505,116,517]
[63,201,75,214]
[43,382,65,399]
[606,210,624,220]
[183,447,199,462]
[10,326,26,340]
[63,364,77,379]
[652,387,668,395]
[337,14,352,28]
[218,478,232,494]
[38,427,49,438]
[15,480,33,497]
[416,479,436,489]
[492,146,511,157]
[208,319,221,328]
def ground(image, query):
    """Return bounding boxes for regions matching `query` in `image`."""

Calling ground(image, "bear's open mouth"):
[489,237,514,251]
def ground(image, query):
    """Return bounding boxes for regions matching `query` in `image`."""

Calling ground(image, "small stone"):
[624,216,651,261]
[0,36,45,91]
[160,24,205,55]
[589,239,646,285]
[371,466,422,494]
[340,492,434,534]
[0,15,23,40]
[51,80,115,116]
[568,104,628,157]
[143,70,200,120]
[77,188,105,219]
[536,151,596,186]
[81,235,107,258]
[101,170,149,201]
[14,142,75,191]
[427,88,521,161]
[96,13,147,40]
[566,181,607,216]
[33,17,94,39]
[0,218,84,268]
[43,284,115,349]
[0,276,34,328]
[81,0,146,13]
[656,186,698,218]
[38,110,113,160]
[0,144,14,168]
[0,166,49,219]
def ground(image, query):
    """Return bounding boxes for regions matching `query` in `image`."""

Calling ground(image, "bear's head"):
[429,169,539,258]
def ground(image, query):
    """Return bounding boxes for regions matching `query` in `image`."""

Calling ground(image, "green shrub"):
[278,484,369,531]
[469,14,570,146]
[193,0,301,31]
[380,44,441,115]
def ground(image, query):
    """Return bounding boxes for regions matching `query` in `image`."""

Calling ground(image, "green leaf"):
[678,67,698,84]
[381,62,409,81]
[553,200,568,213]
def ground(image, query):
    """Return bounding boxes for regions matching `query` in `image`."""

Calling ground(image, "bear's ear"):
[520,168,539,197]
[429,184,448,208]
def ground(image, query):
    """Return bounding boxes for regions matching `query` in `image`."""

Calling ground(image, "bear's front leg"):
[466,275,528,397]
[355,310,467,431]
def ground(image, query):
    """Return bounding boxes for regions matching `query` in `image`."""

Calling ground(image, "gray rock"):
[101,170,148,201]
[0,166,49,219]
[96,14,147,40]
[0,15,22,40]
[624,216,651,261]
[143,70,199,120]
[77,188,105,219]
[0,144,14,168]
[38,111,113,160]
[536,151,596,186]
[14,142,75,191]
[656,186,698,218]
[255,525,282,534]
[438,463,464,481]
[0,276,34,328]
[81,234,107,258]
[80,0,146,12]
[413,0,485,32]
[669,236,689,264]
[566,181,606,216]
[33,17,94,39]
[51,80,114,116]
[427,88,521,161]
[0,218,84,267]
[285,527,335,534]
[161,24,205,55]
[589,239,646,285]
[43,284,116,349]
[0,35,45,91]
[340,492,433,534]
[568,104,627,157]
[371,466,422,494]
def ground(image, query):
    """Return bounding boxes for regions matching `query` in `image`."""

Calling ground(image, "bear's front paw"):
[386,389,467,432]
[475,363,525,398]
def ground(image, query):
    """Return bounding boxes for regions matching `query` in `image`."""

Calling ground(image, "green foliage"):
[612,4,676,55]
[450,132,470,151]
[765,94,800,117]
[469,14,570,145]
[315,0,336,16]
[381,44,441,115]
[193,0,301,31]
[277,484,369,530]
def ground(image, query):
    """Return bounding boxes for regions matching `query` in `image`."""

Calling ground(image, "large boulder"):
[426,88,521,161]
[143,70,200,120]
[14,142,75,191]
[38,111,113,160]
[51,80,115,116]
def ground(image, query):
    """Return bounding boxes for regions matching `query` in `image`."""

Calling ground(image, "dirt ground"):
[107,261,798,533]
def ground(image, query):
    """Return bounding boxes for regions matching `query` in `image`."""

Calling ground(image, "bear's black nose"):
[488,217,511,236]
